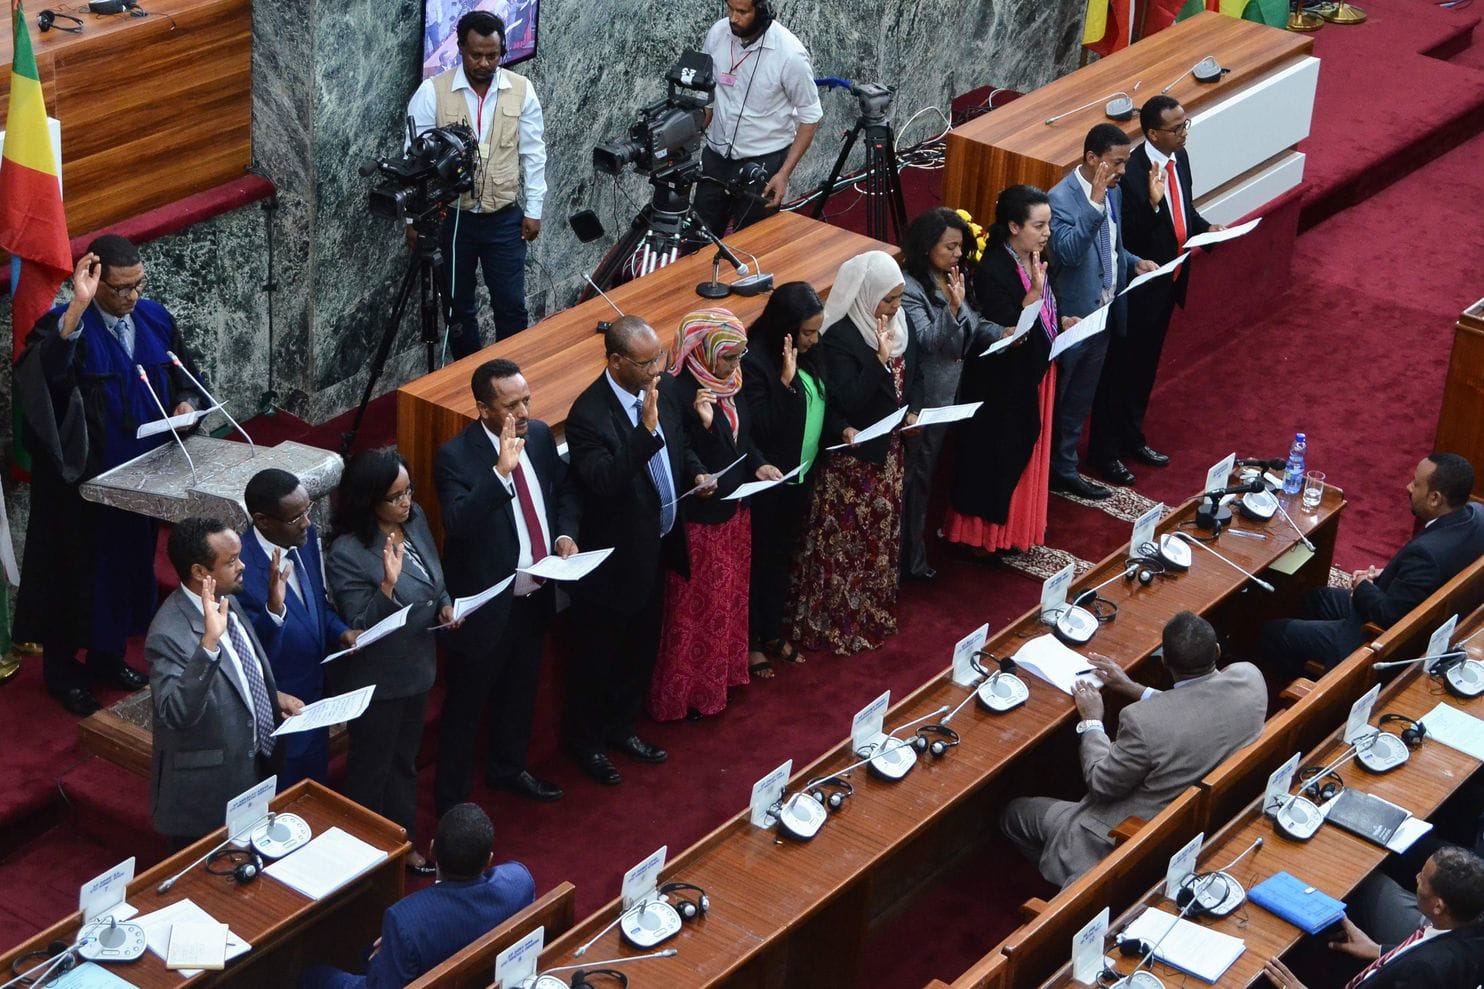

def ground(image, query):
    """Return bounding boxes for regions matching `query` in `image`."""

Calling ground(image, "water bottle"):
[1282,432,1307,495]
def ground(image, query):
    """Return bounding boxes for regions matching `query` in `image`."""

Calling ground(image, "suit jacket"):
[1361,922,1484,988]
[1118,144,1210,306]
[434,419,580,650]
[325,505,451,701]
[1353,503,1484,628]
[741,346,842,473]
[564,371,702,613]
[671,371,764,524]
[900,270,1000,407]
[237,524,348,702]
[148,588,279,838]
[1047,169,1140,336]
[820,316,925,465]
[1041,662,1266,885]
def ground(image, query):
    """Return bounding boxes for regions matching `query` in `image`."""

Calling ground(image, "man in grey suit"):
[1046,124,1157,501]
[149,517,303,848]
[1002,611,1266,887]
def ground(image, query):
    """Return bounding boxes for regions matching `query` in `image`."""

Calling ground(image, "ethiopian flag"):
[2,0,71,363]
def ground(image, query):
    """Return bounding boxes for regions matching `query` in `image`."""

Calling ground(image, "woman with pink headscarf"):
[649,308,782,721]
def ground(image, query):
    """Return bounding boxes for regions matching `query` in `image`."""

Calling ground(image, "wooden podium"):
[1434,294,1484,503]
[943,13,1316,227]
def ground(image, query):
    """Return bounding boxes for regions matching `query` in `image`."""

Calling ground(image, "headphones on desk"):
[37,8,84,31]
[658,881,710,921]
[206,846,263,885]
[806,776,853,811]
[1298,765,1345,803]
[912,723,961,758]
[570,970,629,989]
[1379,713,1428,747]
[1125,553,1169,587]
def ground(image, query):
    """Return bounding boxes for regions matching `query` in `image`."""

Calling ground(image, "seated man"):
[301,803,535,988]
[1002,612,1266,888]
[1262,846,1484,989]
[1261,453,1484,679]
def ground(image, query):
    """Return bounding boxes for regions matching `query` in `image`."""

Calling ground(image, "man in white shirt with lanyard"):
[695,0,823,237]
[407,10,546,357]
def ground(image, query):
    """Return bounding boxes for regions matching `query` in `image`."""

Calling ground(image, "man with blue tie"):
[237,469,359,786]
[563,316,714,785]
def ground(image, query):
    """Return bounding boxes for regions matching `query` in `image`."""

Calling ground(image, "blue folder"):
[1249,870,1347,935]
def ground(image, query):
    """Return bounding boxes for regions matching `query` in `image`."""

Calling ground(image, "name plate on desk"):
[951,623,990,687]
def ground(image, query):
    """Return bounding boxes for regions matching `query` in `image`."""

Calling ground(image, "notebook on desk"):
[1249,871,1346,935]
[1325,790,1411,848]
[1121,906,1246,983]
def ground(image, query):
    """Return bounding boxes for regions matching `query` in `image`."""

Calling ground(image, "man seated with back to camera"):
[1001,612,1266,888]
[300,803,535,989]
[1260,453,1484,681]
[694,0,823,237]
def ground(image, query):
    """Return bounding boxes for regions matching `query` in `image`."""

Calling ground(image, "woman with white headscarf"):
[785,250,924,655]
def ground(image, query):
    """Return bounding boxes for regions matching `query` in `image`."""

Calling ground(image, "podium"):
[943,13,1317,227]
[1434,294,1484,504]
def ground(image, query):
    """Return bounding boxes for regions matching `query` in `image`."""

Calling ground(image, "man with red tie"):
[1089,95,1224,488]
[433,359,581,809]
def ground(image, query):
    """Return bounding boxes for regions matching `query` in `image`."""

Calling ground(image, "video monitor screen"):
[422,0,539,79]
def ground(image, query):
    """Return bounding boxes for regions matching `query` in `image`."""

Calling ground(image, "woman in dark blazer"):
[786,251,924,655]
[326,447,454,873]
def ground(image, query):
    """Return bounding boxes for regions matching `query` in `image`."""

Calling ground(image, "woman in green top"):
[741,283,837,676]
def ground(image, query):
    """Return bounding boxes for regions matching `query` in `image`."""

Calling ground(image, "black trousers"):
[341,691,428,844]
[434,590,550,815]
[438,205,528,358]
[565,577,665,757]
[1089,281,1177,464]
[693,146,788,238]
[749,480,811,646]
[1259,585,1367,681]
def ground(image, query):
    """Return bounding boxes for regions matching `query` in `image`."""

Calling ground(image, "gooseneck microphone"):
[1071,562,1141,608]
[157,814,271,894]
[135,364,199,479]
[880,705,952,743]
[1273,499,1316,552]
[532,948,679,983]
[1372,650,1466,672]
[165,350,253,454]
[1044,90,1135,126]
[1173,532,1275,592]
[573,900,657,957]
[583,275,626,318]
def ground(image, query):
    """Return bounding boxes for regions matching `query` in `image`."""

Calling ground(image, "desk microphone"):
[879,705,952,742]
[1372,650,1466,672]
[1175,836,1264,918]
[860,705,951,780]
[1115,851,1245,989]
[157,813,270,894]
[523,949,678,988]
[1273,499,1316,552]
[166,350,255,454]
[972,652,1030,712]
[1196,479,1264,531]
[573,900,665,957]
[583,275,627,323]
[1044,89,1138,125]
[135,364,199,479]
[1172,532,1275,592]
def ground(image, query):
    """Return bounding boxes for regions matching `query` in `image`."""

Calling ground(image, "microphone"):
[1273,499,1316,552]
[1117,851,1240,987]
[135,364,199,480]
[166,350,254,454]
[572,900,656,957]
[1172,532,1275,592]
[1160,57,1209,94]
[1203,479,1266,499]
[1070,562,1141,608]
[1372,650,1466,672]
[728,244,775,296]
[710,242,749,276]
[1044,89,1134,126]
[528,949,679,985]
[157,813,271,894]
[0,939,92,989]
[583,275,626,318]
[881,705,952,741]
[357,159,382,177]
[1237,457,1286,470]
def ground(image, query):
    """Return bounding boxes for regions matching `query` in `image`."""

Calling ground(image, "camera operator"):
[695,0,823,237]
[407,10,547,356]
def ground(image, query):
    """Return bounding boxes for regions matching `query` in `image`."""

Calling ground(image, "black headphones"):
[1125,554,1168,587]
[38,9,84,31]
[206,847,263,884]
[751,0,775,35]
[805,776,853,811]
[1379,713,1428,747]
[912,723,961,758]
[658,881,710,921]
[571,969,629,989]
[1298,765,1344,803]
[11,940,78,981]
[1175,870,1236,918]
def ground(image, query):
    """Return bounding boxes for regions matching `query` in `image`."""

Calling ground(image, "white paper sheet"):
[166,921,228,971]
[1012,634,1101,694]
[665,453,746,506]
[1182,216,1262,250]
[723,461,810,501]
[825,405,909,451]
[263,826,388,900]
[980,300,1044,356]
[430,574,516,629]
[134,898,250,978]
[1048,303,1111,361]
[135,404,222,439]
[322,603,413,664]
[1119,253,1189,296]
[903,402,983,429]
[272,685,375,736]
[518,547,614,582]
[1420,703,1484,760]
[1122,905,1245,983]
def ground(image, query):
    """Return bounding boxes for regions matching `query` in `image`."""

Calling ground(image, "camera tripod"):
[810,107,908,244]
[341,209,449,455]
[588,167,717,292]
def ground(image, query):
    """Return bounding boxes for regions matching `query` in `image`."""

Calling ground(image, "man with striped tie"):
[563,317,715,785]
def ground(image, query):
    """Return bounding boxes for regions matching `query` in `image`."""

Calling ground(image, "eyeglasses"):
[715,348,748,364]
[274,507,312,527]
[383,485,415,504]
[1154,119,1192,136]
[102,278,146,297]
[620,352,665,372]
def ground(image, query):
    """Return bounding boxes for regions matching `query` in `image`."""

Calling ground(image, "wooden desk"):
[942,13,1313,227]
[1434,295,1484,505]
[0,781,409,985]
[1042,615,1484,988]
[396,212,893,541]
[523,487,1344,989]
[0,0,252,235]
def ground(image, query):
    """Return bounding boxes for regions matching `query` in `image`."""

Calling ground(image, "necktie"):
[635,398,677,536]
[1345,925,1428,989]
[511,461,550,572]
[1096,204,1114,291]
[113,315,134,358]
[1165,159,1188,247]
[286,548,305,603]
[227,612,277,757]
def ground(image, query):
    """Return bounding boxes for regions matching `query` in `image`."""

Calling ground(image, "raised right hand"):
[496,416,524,478]
[380,535,404,598]
[842,427,860,446]
[1029,251,1047,296]
[780,334,797,388]
[71,253,101,308]
[874,314,895,363]
[267,547,288,616]
[640,382,660,432]
[1148,164,1166,208]
[201,575,228,651]
[693,387,717,430]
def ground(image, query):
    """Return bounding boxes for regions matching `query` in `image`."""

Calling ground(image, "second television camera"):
[593,51,716,178]
[362,119,479,222]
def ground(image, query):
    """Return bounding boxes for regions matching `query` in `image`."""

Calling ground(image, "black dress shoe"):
[1050,474,1112,501]
[1096,459,1137,486]
[489,770,564,802]
[1132,445,1170,467]
[903,566,938,582]
[54,687,101,716]
[611,735,668,764]
[575,752,622,785]
[110,665,149,691]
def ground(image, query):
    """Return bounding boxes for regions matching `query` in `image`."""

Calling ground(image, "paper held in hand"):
[724,460,810,501]
[825,405,909,451]
[1012,634,1101,694]
[323,603,413,664]
[1183,216,1261,250]
[273,684,375,736]
[519,547,614,582]
[903,402,983,429]
[430,574,516,629]
[664,453,747,507]
[136,404,223,439]
[1119,252,1188,296]
[1048,303,1111,361]
[980,300,1044,356]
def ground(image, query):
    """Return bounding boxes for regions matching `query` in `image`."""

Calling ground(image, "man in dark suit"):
[300,803,536,989]
[434,359,581,809]
[563,316,713,785]
[1047,123,1157,501]
[1262,846,1484,989]
[1262,454,1484,678]
[149,517,303,847]
[236,469,359,786]
[1089,95,1223,487]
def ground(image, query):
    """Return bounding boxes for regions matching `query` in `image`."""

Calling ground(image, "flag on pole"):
[1085,0,1139,57]
[2,0,72,363]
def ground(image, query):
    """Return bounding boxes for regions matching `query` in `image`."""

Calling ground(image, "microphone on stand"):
[525,949,679,988]
[1173,532,1275,592]
[135,364,198,480]
[1273,499,1316,552]
[156,813,272,893]
[1196,479,1265,531]
[1372,650,1466,672]
[165,350,254,454]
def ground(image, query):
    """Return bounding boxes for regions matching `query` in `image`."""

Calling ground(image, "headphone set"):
[658,881,710,922]
[1125,553,1170,588]
[568,969,629,989]
[11,940,78,982]
[750,0,775,35]
[805,775,853,812]
[37,9,83,31]
[1298,765,1344,803]
[206,846,263,885]
[1378,713,1428,747]
[911,723,961,758]
[1174,870,1241,919]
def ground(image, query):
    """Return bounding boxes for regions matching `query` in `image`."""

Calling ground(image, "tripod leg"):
[811,121,864,221]
[881,131,908,243]
[342,253,421,455]
[589,206,656,293]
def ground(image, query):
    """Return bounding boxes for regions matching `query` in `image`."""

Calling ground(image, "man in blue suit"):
[1046,124,1157,501]
[300,803,537,989]
[237,468,359,785]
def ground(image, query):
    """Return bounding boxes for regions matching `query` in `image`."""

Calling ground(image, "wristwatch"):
[1075,719,1104,735]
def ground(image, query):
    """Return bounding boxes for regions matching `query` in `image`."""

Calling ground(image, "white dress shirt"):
[181,585,265,751]
[481,422,560,596]
[702,19,823,159]
[407,65,547,219]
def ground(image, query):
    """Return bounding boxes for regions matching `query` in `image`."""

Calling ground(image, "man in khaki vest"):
[408,10,546,357]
